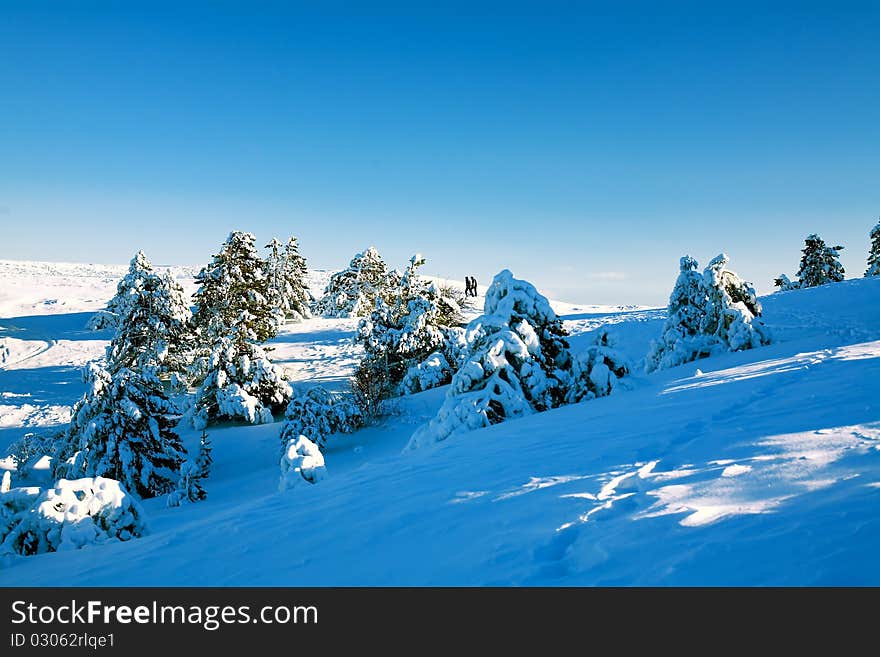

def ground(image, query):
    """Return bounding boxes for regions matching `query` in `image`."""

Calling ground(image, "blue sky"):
[1,2,878,305]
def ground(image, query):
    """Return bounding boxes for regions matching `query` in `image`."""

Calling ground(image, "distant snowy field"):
[1,259,879,585]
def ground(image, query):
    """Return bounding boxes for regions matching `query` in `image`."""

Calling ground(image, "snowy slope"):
[1,261,879,585]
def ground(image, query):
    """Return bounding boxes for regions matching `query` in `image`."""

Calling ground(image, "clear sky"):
[1,1,878,305]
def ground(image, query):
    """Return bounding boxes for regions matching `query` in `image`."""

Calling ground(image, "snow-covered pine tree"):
[105,267,192,382]
[701,253,771,351]
[646,256,711,372]
[87,250,155,330]
[407,270,576,448]
[196,430,212,479]
[646,254,771,372]
[283,236,312,320]
[166,432,210,508]
[192,231,277,342]
[189,318,292,428]
[315,246,390,317]
[865,219,880,277]
[265,238,290,328]
[355,254,467,400]
[796,233,845,287]
[53,362,186,499]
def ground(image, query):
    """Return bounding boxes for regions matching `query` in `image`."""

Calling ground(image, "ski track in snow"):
[1,261,880,585]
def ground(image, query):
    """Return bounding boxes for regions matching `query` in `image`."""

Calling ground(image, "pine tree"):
[105,267,192,381]
[190,319,292,428]
[265,236,313,323]
[647,254,771,372]
[408,270,586,448]
[796,233,845,287]
[355,254,465,399]
[196,430,212,479]
[88,250,155,330]
[283,236,312,320]
[166,432,210,507]
[315,246,390,317]
[192,231,277,342]
[54,362,186,499]
[865,219,880,277]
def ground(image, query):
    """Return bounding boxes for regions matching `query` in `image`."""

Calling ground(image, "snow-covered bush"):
[190,322,292,428]
[0,477,147,556]
[314,246,390,318]
[408,270,576,449]
[568,331,631,401]
[279,386,362,450]
[265,236,312,322]
[6,429,63,478]
[87,250,155,330]
[53,362,186,498]
[796,233,845,288]
[773,273,801,291]
[646,254,771,372]
[192,231,278,342]
[278,435,327,491]
[866,219,880,277]
[0,486,40,546]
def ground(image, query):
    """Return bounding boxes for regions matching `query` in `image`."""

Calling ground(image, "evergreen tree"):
[166,432,210,507]
[355,254,466,399]
[408,270,612,448]
[87,250,155,330]
[192,231,277,342]
[315,246,389,317]
[279,386,362,450]
[54,363,186,499]
[190,319,292,428]
[866,219,880,277]
[105,267,192,381]
[265,236,313,323]
[283,236,312,320]
[647,254,771,372]
[196,430,213,479]
[796,233,845,287]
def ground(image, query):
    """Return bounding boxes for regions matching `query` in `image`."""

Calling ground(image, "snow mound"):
[279,435,327,491]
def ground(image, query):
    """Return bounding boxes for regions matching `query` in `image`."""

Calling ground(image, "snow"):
[1,260,879,583]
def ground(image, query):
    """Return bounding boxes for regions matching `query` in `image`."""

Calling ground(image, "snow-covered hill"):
[1,261,879,585]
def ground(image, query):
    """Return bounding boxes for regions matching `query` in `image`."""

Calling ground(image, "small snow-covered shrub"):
[0,486,40,546]
[278,435,327,491]
[568,331,631,401]
[773,273,800,292]
[0,477,147,556]
[280,386,362,450]
[86,310,118,331]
